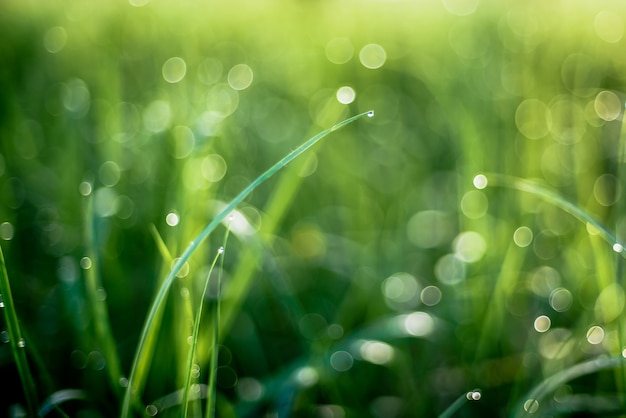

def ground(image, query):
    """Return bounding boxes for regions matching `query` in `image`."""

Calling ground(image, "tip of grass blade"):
[438,388,481,418]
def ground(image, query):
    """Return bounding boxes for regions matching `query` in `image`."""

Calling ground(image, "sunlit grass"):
[2,0,626,417]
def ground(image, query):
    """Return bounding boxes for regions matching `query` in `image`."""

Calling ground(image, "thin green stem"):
[120,110,373,417]
[83,192,123,398]
[180,246,222,417]
[0,244,39,417]
[206,222,231,418]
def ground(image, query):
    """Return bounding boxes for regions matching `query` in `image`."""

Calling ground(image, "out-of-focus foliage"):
[1,0,626,416]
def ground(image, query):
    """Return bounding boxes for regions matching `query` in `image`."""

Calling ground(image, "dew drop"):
[145,404,158,416]
[78,181,92,196]
[367,110,375,117]
[473,174,488,189]
[218,246,225,254]
[0,294,4,308]
[80,257,92,270]
[523,399,539,413]
[166,212,180,227]
[17,338,25,348]
[613,243,624,253]
[0,222,14,241]
[466,390,481,401]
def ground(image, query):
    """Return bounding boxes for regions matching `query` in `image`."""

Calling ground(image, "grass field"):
[2,0,626,416]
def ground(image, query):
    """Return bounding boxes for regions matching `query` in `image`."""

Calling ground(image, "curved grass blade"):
[438,389,481,418]
[477,173,624,254]
[0,244,39,417]
[39,389,88,416]
[512,355,626,418]
[125,224,176,408]
[121,110,374,417]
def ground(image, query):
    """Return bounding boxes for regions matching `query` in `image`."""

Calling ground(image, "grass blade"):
[0,244,39,416]
[121,110,374,417]
[476,173,624,254]
[82,192,123,398]
[512,355,626,418]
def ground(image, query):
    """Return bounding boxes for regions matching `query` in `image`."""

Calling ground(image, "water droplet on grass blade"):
[466,390,481,401]
[613,243,624,253]
[0,222,14,240]
[17,338,25,348]
[79,181,92,196]
[473,174,488,189]
[367,110,375,117]
[165,212,179,227]
[80,257,92,269]
[218,246,224,254]
[523,399,539,413]
[145,405,158,416]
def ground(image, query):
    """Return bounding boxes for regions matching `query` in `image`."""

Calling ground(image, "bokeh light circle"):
[359,44,387,69]
[162,57,187,83]
[594,11,624,43]
[336,86,356,104]
[326,38,354,64]
[228,64,254,91]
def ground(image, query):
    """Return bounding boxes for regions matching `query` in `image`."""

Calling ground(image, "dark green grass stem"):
[126,225,175,406]
[0,244,39,417]
[83,194,123,398]
[120,110,373,417]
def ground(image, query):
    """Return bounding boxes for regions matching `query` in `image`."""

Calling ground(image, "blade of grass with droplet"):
[120,110,374,417]
[206,223,231,418]
[438,389,481,418]
[479,173,623,253]
[0,244,38,416]
[511,355,626,418]
[180,245,222,417]
[216,99,351,339]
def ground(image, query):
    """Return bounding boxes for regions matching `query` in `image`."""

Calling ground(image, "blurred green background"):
[2,0,626,416]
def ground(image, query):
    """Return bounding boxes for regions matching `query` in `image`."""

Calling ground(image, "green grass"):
[2,0,626,417]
